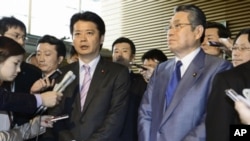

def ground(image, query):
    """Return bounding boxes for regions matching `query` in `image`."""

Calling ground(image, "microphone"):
[243,88,250,101]
[53,71,76,92]
[34,71,76,115]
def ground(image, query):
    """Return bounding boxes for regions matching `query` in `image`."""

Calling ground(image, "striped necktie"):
[80,65,91,111]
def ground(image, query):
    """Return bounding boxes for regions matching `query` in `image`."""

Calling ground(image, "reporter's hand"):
[30,77,55,93]
[219,38,233,50]
[235,101,250,125]
[139,65,155,83]
[40,115,54,128]
[40,91,62,107]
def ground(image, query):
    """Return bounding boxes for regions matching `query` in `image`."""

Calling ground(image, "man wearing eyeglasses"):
[231,29,250,67]
[138,4,232,141]
[0,17,42,126]
[206,28,250,141]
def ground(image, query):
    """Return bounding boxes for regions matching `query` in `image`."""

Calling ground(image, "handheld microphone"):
[34,71,76,115]
[53,71,76,92]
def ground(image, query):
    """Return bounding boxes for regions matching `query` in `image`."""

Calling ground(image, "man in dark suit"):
[206,28,250,141]
[41,11,130,141]
[138,5,232,141]
[112,37,147,141]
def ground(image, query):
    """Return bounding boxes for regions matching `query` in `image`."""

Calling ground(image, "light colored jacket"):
[0,116,45,141]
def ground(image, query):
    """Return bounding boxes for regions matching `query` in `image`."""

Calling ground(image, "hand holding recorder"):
[30,69,62,93]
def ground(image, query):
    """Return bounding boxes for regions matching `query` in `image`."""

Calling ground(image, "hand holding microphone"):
[53,70,76,92]
[40,91,63,107]
[34,71,75,115]
[235,101,250,125]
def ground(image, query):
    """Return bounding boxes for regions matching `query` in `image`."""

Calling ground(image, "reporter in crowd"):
[30,35,66,93]
[0,36,62,141]
[206,28,250,141]
[112,37,147,141]
[139,49,168,83]
[201,21,231,58]
[0,16,44,127]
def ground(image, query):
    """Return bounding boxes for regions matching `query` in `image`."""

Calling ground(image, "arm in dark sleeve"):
[0,88,37,114]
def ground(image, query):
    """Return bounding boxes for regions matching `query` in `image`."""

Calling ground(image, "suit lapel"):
[161,50,205,126]
[157,60,175,114]
[66,63,81,113]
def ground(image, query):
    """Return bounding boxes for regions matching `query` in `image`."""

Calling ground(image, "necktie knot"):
[176,61,182,70]
[83,65,90,73]
[175,61,182,79]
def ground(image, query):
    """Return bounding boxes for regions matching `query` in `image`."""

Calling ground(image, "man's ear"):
[58,56,64,65]
[131,54,135,62]
[100,35,104,44]
[195,25,204,40]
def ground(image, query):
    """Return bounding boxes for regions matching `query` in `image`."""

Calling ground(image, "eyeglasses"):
[165,23,192,31]
[4,32,27,41]
[231,46,250,52]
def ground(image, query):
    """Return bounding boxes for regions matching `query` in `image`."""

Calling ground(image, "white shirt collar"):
[79,55,100,77]
[175,48,200,76]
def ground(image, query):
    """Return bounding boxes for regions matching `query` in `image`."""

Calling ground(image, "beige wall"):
[101,0,250,65]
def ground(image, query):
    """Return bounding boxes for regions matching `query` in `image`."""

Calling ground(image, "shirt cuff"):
[34,94,42,107]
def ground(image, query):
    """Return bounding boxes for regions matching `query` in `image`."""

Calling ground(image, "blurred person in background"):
[112,37,147,141]
[26,52,38,67]
[231,29,250,67]
[66,46,78,64]
[201,21,231,59]
[139,49,168,82]
[206,28,250,141]
[30,35,66,93]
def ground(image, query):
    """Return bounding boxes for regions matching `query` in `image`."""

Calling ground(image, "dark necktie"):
[166,61,182,107]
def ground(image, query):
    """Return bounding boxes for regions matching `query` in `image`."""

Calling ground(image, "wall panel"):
[101,0,250,66]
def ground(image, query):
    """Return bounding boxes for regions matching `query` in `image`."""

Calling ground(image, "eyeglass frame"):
[231,46,250,52]
[165,23,192,31]
[4,32,27,41]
